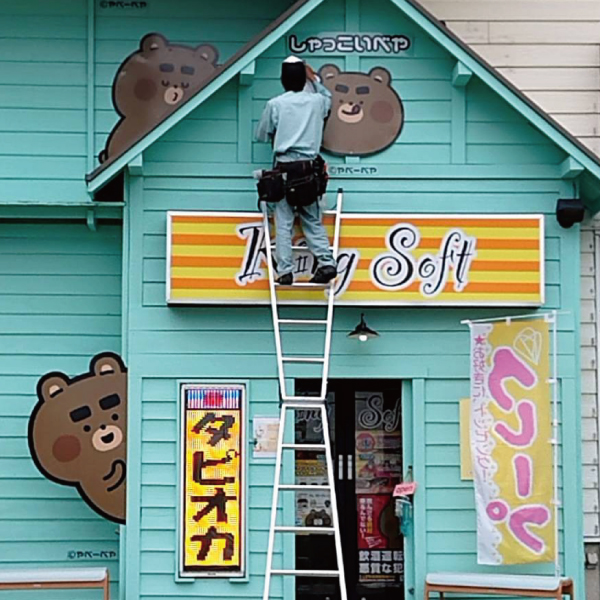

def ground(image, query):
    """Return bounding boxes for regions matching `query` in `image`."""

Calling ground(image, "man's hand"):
[305,63,317,82]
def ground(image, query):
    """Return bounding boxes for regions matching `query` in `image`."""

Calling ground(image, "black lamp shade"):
[348,314,379,341]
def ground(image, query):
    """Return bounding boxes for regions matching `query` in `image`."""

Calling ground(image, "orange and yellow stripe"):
[168,213,543,305]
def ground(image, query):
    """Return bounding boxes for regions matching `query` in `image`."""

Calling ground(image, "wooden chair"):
[0,567,109,599]
[425,572,574,600]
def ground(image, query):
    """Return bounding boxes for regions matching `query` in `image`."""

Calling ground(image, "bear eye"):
[112,414,119,422]
[161,80,170,87]
[83,425,92,433]
[100,393,120,411]
[335,84,349,93]
[181,65,195,76]
[356,86,370,95]
[181,82,190,89]
[70,406,92,423]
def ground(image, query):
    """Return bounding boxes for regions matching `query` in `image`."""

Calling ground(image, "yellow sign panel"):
[470,319,555,565]
[180,385,244,577]
[167,212,544,306]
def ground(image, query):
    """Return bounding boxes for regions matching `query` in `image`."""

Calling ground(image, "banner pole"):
[461,310,570,326]
[551,309,560,577]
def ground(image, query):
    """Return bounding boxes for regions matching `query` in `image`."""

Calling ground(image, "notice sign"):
[167,212,544,307]
[180,384,245,577]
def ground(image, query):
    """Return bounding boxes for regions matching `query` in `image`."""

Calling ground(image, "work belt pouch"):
[286,173,319,207]
[313,155,328,197]
[256,169,285,203]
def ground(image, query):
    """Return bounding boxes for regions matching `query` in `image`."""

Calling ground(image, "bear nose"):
[100,424,107,431]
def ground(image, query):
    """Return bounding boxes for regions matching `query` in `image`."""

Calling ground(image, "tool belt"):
[256,155,328,207]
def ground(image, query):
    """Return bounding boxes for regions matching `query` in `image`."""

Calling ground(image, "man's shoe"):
[276,273,294,285]
[310,265,337,284]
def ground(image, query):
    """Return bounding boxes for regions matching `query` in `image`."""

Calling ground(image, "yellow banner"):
[181,385,244,577]
[167,212,544,306]
[470,319,555,565]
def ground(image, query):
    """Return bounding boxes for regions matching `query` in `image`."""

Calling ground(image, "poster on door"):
[357,495,403,583]
[355,391,403,583]
[469,318,556,565]
[295,457,333,528]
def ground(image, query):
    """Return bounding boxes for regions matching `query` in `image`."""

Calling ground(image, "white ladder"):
[261,189,347,600]
[261,188,344,402]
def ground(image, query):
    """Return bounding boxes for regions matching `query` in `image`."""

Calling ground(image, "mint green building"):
[3,1,600,600]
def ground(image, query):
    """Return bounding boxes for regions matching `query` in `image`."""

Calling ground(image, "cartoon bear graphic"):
[99,33,219,164]
[28,353,127,524]
[318,64,404,156]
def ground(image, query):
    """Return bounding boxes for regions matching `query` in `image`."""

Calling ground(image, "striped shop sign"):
[167,212,544,307]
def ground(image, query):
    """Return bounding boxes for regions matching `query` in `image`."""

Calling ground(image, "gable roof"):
[87,0,324,191]
[88,0,600,208]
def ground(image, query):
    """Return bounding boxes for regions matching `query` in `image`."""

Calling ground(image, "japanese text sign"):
[167,212,544,307]
[180,385,245,577]
[470,319,555,565]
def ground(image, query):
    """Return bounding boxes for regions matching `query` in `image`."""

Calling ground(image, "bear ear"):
[91,353,127,377]
[319,64,341,82]
[37,374,70,403]
[195,44,219,66]
[368,67,392,86]
[140,32,168,53]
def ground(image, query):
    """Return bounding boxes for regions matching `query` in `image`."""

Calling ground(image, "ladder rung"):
[282,356,325,363]
[281,399,327,406]
[279,484,331,491]
[323,210,339,216]
[278,318,328,325]
[274,526,335,534]
[271,569,340,578]
[275,282,329,289]
[271,245,335,251]
[281,443,327,451]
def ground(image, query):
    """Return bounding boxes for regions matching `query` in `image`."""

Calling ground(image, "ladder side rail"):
[261,205,287,397]
[320,403,348,600]
[262,404,288,600]
[320,188,344,399]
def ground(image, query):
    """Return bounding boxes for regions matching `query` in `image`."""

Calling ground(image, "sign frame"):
[177,382,247,579]
[166,211,545,308]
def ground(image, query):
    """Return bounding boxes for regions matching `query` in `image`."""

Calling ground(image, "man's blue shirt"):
[255,81,332,162]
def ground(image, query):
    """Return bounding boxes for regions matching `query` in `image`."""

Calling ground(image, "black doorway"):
[293,379,404,600]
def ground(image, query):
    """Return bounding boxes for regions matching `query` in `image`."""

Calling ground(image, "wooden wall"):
[123,2,584,599]
[421,0,600,155]
[0,0,294,204]
[0,220,122,599]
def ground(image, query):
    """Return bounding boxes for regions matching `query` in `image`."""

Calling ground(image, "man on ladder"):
[254,57,348,600]
[255,56,337,285]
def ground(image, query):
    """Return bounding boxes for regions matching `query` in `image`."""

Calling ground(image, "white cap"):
[284,55,304,63]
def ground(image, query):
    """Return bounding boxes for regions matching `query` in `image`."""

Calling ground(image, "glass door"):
[294,380,404,600]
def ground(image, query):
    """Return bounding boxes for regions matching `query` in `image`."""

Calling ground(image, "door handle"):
[338,455,344,480]
[347,454,353,480]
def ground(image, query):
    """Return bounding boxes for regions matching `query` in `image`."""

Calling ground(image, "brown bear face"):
[29,353,127,524]
[319,64,404,156]
[100,33,219,163]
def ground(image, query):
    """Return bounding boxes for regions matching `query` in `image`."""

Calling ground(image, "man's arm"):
[305,64,331,116]
[255,100,277,143]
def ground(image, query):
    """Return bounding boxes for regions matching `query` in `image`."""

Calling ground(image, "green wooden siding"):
[120,1,585,598]
[0,0,294,204]
[0,221,122,599]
